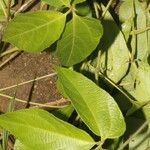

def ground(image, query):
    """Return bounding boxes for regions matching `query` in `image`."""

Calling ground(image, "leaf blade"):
[41,0,70,8]
[0,108,95,150]
[57,67,126,139]
[56,14,103,66]
[93,5,130,83]
[72,0,86,5]
[3,11,66,52]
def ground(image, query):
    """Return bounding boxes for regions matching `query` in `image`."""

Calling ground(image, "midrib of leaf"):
[0,116,93,145]
[6,14,65,40]
[60,0,69,6]
[66,15,97,65]
[61,72,101,135]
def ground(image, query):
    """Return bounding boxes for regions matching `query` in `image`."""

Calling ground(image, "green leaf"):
[133,63,150,102]
[75,2,91,16]
[119,0,133,41]
[93,5,129,83]
[56,13,103,66]
[41,0,70,8]
[0,9,5,21]
[0,144,2,150]
[72,0,86,5]
[57,67,126,139]
[0,0,14,10]
[3,11,66,52]
[14,140,31,150]
[0,108,95,150]
[56,79,69,98]
[52,105,74,121]
[0,0,15,21]
[119,0,149,60]
[120,62,150,103]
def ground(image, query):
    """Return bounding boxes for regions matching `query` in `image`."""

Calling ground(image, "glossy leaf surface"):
[3,11,66,52]
[56,13,103,66]
[41,0,70,8]
[0,108,95,150]
[57,67,126,139]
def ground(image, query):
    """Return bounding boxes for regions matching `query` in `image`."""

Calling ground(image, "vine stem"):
[130,26,150,35]
[0,47,19,58]
[93,0,100,18]
[118,119,150,150]
[87,64,140,105]
[0,93,68,109]
[0,0,7,17]
[0,72,57,92]
[95,140,105,150]
[14,0,36,15]
[101,0,113,18]
[6,0,12,22]
[0,51,21,69]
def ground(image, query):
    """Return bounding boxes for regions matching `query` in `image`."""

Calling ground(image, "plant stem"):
[0,0,7,18]
[0,93,68,108]
[40,2,45,10]
[130,27,150,35]
[95,140,105,150]
[0,47,19,58]
[0,51,21,69]
[101,0,113,18]
[14,0,36,15]
[118,119,150,150]
[87,64,138,104]
[93,0,100,18]
[0,72,57,92]
[6,0,12,22]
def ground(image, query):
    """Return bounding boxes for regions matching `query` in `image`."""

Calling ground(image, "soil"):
[0,52,62,112]
[0,0,63,113]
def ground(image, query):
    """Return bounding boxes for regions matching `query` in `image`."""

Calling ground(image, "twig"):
[93,1,100,18]
[0,93,69,108]
[95,140,105,150]
[101,0,113,18]
[87,64,147,108]
[130,27,150,35]
[0,72,57,91]
[6,0,12,22]
[0,51,21,69]
[0,0,7,17]
[118,119,150,150]
[0,47,19,58]
[14,0,36,15]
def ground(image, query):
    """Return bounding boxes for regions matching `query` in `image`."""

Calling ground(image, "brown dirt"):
[0,0,64,113]
[0,52,62,112]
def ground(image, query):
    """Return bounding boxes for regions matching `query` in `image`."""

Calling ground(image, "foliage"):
[0,0,150,149]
